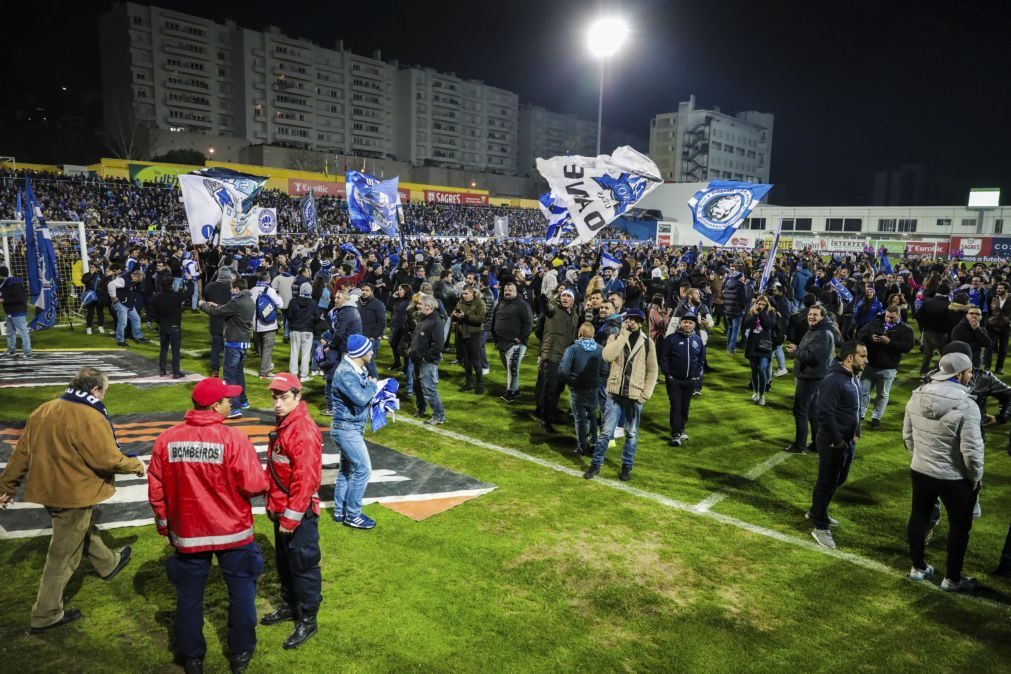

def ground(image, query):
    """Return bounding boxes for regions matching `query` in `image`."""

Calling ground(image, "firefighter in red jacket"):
[260,373,323,650]
[148,377,269,674]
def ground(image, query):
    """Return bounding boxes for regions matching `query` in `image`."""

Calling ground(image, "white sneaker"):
[940,576,977,593]
[908,565,935,581]
[86,327,92,335]
[758,395,766,406]
[679,433,689,442]
[773,368,789,377]
[98,326,105,334]
[482,367,490,376]
[750,392,760,401]
[811,528,836,549]
[614,427,625,438]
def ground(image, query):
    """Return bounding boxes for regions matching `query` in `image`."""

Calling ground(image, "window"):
[898,219,917,233]
[997,218,1005,234]
[936,218,951,227]
[877,218,896,232]
[782,218,812,232]
[745,217,766,230]
[826,218,862,232]
[961,218,977,227]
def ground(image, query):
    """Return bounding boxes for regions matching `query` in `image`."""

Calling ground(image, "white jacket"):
[903,380,984,482]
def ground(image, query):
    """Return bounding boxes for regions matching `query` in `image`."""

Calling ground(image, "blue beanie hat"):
[347,334,372,359]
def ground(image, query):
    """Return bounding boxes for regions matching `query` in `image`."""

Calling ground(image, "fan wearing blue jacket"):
[559,323,605,456]
[660,314,705,447]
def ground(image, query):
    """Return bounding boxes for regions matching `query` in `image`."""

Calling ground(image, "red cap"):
[268,372,302,392]
[192,377,243,407]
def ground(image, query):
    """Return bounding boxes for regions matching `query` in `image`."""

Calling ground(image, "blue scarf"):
[576,338,597,352]
[60,388,123,451]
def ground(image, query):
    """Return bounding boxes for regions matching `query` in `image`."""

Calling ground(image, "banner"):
[536,146,663,246]
[816,237,867,253]
[23,177,59,330]
[347,171,401,234]
[949,237,990,258]
[493,215,510,238]
[288,178,345,198]
[540,192,575,244]
[195,167,268,214]
[904,240,949,256]
[655,221,674,247]
[346,170,382,232]
[688,180,774,245]
[128,163,192,186]
[179,174,241,244]
[300,189,318,234]
[424,190,488,206]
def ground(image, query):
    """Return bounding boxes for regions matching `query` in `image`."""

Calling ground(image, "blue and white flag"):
[368,378,400,432]
[300,189,319,234]
[365,177,403,237]
[194,167,267,214]
[536,146,663,245]
[600,251,621,271]
[830,277,853,304]
[23,177,59,330]
[493,215,510,238]
[759,219,783,294]
[15,189,22,221]
[346,170,382,233]
[689,180,774,246]
[539,192,577,244]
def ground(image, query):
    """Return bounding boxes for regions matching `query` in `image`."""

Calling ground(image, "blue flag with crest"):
[300,189,318,234]
[689,180,774,245]
[195,167,267,214]
[23,177,59,330]
[346,170,381,232]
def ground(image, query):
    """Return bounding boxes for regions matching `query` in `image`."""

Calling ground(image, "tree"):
[104,106,150,161]
[150,149,206,165]
[287,148,322,172]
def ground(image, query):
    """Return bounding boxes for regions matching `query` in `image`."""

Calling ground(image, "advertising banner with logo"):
[128,163,192,186]
[288,178,345,198]
[655,221,674,247]
[816,237,868,253]
[904,240,950,256]
[722,230,759,249]
[949,236,991,258]
[872,239,905,252]
[989,237,1011,257]
[424,190,488,206]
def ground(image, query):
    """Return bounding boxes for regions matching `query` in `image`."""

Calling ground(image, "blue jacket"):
[559,339,604,392]
[853,297,883,328]
[816,361,862,446]
[659,329,704,380]
[330,357,379,429]
[329,304,363,357]
[791,267,812,300]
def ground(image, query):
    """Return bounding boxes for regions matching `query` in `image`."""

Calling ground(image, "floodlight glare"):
[586,17,630,59]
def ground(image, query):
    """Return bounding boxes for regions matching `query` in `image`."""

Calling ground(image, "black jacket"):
[794,318,836,380]
[410,311,445,363]
[491,297,534,350]
[951,318,992,370]
[359,296,387,339]
[285,296,317,332]
[916,295,951,334]
[0,276,28,315]
[202,280,232,336]
[149,284,192,328]
[816,361,862,446]
[200,290,254,343]
[857,319,915,370]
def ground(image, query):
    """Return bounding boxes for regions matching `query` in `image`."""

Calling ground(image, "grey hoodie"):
[903,379,984,482]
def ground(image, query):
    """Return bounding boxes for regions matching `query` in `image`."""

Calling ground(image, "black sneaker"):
[458,384,474,392]
[29,608,82,634]
[474,385,485,394]
[135,337,150,344]
[669,437,682,447]
[619,465,632,481]
[870,418,881,429]
[782,445,807,454]
[583,464,601,480]
[260,606,295,625]
[182,657,203,674]
[100,546,132,580]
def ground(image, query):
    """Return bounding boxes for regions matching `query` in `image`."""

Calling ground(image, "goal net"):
[0,220,88,328]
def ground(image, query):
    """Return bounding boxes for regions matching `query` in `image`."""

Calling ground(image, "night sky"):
[5,0,1009,205]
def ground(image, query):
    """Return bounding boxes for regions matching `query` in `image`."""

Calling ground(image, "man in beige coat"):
[583,308,659,482]
[0,367,145,633]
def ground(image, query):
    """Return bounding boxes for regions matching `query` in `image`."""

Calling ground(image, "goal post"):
[0,220,88,328]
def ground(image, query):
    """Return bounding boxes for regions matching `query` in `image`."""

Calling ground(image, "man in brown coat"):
[0,367,144,633]
[535,287,580,432]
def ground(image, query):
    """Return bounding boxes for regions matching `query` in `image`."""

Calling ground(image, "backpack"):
[255,290,278,324]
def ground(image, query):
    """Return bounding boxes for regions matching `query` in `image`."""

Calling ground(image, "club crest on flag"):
[594,173,648,216]
[689,180,774,246]
[257,209,277,235]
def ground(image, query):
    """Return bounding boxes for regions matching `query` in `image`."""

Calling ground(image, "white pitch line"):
[694,452,792,513]
[400,417,1010,612]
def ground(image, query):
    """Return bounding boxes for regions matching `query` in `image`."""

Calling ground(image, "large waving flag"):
[759,219,783,293]
[366,177,403,237]
[689,180,774,246]
[536,146,662,245]
[23,177,59,330]
[600,251,622,271]
[346,170,382,232]
[300,189,319,234]
[194,167,267,214]
[179,169,273,245]
[539,191,576,244]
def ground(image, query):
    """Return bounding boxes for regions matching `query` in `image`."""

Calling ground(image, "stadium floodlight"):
[586,17,631,155]
[968,187,1000,209]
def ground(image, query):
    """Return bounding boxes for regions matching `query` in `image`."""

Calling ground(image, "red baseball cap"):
[192,377,243,407]
[268,372,302,392]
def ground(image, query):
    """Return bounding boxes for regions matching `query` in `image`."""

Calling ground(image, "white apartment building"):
[649,95,773,183]
[394,67,518,174]
[517,105,597,177]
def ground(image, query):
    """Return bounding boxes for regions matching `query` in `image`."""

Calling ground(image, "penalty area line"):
[401,417,1010,612]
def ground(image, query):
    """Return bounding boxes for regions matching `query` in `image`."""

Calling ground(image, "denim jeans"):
[480,330,490,370]
[222,346,248,407]
[331,425,372,518]
[113,302,143,342]
[591,395,644,468]
[190,279,201,311]
[792,377,820,450]
[726,315,743,353]
[750,355,771,396]
[414,360,445,420]
[209,334,224,374]
[809,437,855,529]
[499,343,527,393]
[366,338,380,379]
[166,542,263,660]
[859,366,897,421]
[405,358,415,395]
[570,388,599,449]
[772,345,786,372]
[4,315,31,355]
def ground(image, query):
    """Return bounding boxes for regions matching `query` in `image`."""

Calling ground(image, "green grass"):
[2,311,1011,673]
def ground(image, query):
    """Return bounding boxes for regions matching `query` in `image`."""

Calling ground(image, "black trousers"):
[792,377,820,450]
[907,470,976,582]
[390,327,409,366]
[460,334,483,385]
[999,526,1011,572]
[85,303,105,328]
[159,324,181,375]
[984,328,1009,371]
[665,376,696,437]
[535,360,562,421]
[273,510,322,619]
[809,438,854,529]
